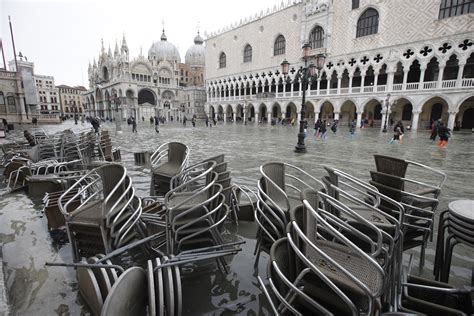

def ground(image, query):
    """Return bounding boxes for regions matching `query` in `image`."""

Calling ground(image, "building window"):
[439,0,472,19]
[356,8,379,38]
[274,35,286,56]
[243,44,252,63]
[7,96,15,105]
[352,0,359,9]
[309,26,324,49]
[219,52,226,68]
[0,92,4,105]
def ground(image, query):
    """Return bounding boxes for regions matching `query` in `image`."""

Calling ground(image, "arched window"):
[356,8,379,38]
[274,35,286,56]
[219,52,226,68]
[0,92,5,105]
[439,0,472,19]
[243,44,252,63]
[352,0,359,9]
[309,26,324,49]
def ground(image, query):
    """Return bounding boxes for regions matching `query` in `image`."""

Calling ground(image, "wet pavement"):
[0,119,473,315]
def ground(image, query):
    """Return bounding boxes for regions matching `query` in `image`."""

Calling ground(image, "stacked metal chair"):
[58,163,142,262]
[255,162,324,266]
[164,161,227,256]
[369,154,446,267]
[260,187,389,315]
[150,142,189,196]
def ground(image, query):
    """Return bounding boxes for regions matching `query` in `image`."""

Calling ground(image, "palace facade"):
[204,0,474,130]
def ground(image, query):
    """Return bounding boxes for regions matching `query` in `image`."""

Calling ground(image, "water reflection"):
[0,120,473,315]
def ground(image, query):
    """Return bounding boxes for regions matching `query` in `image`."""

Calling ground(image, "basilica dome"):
[148,30,181,63]
[185,32,205,68]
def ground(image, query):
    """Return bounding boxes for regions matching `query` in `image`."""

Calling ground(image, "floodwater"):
[0,119,473,315]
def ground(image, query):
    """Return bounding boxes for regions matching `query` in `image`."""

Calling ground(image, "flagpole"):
[9,16,19,72]
[0,39,6,70]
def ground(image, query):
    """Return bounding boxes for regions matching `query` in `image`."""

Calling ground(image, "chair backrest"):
[261,162,286,208]
[168,142,188,165]
[374,155,408,177]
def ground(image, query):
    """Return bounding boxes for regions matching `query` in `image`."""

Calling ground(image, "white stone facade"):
[35,74,60,115]
[84,32,206,122]
[204,0,474,130]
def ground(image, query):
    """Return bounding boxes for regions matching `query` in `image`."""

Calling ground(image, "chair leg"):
[441,236,458,283]
[434,212,449,280]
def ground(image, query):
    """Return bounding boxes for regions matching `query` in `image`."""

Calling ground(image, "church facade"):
[204,0,474,130]
[84,31,206,122]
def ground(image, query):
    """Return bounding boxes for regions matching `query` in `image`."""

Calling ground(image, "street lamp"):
[112,94,123,134]
[382,93,391,133]
[281,44,326,153]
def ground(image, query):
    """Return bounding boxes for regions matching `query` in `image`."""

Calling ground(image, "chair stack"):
[369,154,446,267]
[150,142,189,196]
[255,162,324,266]
[58,163,142,261]
[434,200,474,283]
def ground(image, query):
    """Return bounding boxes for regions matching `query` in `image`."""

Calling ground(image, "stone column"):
[387,70,395,92]
[411,111,421,131]
[267,112,271,124]
[356,112,362,129]
[298,80,303,97]
[437,65,445,88]
[297,112,301,123]
[419,66,427,87]
[348,75,353,93]
[316,78,321,95]
[381,113,387,131]
[373,72,379,91]
[402,70,409,90]
[456,62,466,87]
[447,111,457,130]
[334,112,340,121]
[243,106,247,124]
[337,75,342,94]
[223,113,227,123]
[361,75,366,91]
[290,79,294,97]
[283,81,286,97]
[255,113,259,124]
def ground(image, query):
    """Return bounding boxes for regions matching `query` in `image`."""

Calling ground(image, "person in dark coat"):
[437,122,450,149]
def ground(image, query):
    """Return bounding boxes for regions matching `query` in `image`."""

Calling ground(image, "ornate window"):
[274,35,286,56]
[309,26,324,49]
[356,8,379,38]
[439,0,473,19]
[352,0,359,9]
[219,52,226,68]
[243,44,252,63]
[0,92,5,105]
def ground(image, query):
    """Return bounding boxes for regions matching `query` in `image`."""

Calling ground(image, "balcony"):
[208,78,474,103]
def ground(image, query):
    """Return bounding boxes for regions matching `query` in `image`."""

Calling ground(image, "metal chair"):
[150,142,189,196]
[254,162,325,266]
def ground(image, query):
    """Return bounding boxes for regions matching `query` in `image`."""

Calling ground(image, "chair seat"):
[167,192,208,211]
[153,162,181,177]
[69,201,103,225]
[306,240,384,296]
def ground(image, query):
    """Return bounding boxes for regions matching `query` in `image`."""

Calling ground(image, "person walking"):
[349,119,356,138]
[150,116,154,125]
[314,119,322,138]
[91,117,100,133]
[330,120,338,134]
[205,116,209,127]
[437,122,450,149]
[192,116,196,127]
[154,116,160,133]
[132,117,137,133]
[320,120,327,141]
[183,116,187,127]
[389,121,404,144]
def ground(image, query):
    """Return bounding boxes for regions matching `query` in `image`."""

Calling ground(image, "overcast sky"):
[1,0,281,88]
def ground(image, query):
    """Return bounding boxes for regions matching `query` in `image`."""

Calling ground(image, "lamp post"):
[281,44,326,153]
[113,95,122,134]
[382,93,391,133]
